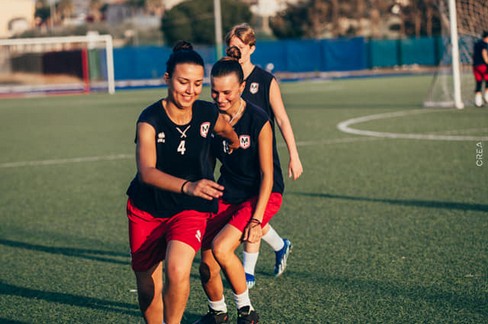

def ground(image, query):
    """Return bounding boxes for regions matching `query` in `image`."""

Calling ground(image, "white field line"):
[0,154,132,169]
[0,137,379,169]
[337,109,488,141]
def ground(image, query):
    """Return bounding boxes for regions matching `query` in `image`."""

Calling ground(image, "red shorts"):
[202,193,282,250]
[473,64,488,82]
[127,198,210,272]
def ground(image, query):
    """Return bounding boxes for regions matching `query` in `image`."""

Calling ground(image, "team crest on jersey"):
[200,122,210,138]
[239,135,251,149]
[157,132,166,143]
[250,82,259,94]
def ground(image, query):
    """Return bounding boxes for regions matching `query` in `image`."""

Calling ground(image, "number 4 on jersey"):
[177,140,186,155]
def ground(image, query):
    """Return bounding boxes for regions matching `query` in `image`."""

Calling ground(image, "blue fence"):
[112,37,443,81]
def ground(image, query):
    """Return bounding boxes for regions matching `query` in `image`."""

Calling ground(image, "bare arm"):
[213,113,240,151]
[269,78,303,180]
[243,122,273,243]
[136,122,224,200]
[483,48,488,65]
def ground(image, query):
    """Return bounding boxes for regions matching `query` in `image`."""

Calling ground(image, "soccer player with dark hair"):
[472,31,488,107]
[125,41,239,323]
[195,47,276,324]
[225,23,302,288]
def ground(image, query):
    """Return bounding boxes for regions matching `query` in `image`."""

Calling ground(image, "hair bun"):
[226,46,241,61]
[173,40,193,52]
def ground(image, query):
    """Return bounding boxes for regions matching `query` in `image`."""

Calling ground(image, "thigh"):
[127,199,168,272]
[166,209,210,253]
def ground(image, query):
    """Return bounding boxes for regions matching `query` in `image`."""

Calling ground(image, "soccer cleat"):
[193,306,229,324]
[245,273,255,289]
[237,306,259,324]
[274,239,292,277]
[475,93,483,107]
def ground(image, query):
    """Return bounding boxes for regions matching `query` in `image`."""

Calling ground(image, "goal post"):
[424,0,488,109]
[0,34,115,96]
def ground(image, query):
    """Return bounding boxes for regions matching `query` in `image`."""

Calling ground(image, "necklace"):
[228,99,244,125]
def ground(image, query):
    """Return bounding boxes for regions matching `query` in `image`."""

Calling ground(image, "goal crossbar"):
[0,34,115,95]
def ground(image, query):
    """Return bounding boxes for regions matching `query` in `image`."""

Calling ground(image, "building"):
[0,0,36,38]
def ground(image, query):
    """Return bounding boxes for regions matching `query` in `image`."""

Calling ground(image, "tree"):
[161,0,252,45]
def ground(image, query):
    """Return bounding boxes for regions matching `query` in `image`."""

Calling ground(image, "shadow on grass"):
[284,271,487,317]
[289,192,488,212]
[0,239,128,265]
[0,281,139,317]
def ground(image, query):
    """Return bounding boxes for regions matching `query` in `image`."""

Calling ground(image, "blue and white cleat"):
[245,272,255,289]
[274,239,292,277]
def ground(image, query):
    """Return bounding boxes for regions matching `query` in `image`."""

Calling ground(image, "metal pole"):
[448,0,463,109]
[214,0,223,60]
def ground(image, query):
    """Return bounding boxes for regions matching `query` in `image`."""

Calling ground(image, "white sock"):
[262,225,284,252]
[242,251,259,275]
[233,290,252,310]
[208,296,227,313]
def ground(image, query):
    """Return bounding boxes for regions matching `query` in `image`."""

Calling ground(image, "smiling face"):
[211,73,245,113]
[165,63,204,110]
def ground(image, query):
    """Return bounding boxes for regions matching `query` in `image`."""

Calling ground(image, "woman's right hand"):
[182,179,224,200]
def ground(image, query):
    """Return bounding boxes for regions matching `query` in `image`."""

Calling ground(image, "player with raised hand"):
[226,23,303,288]
[125,41,239,324]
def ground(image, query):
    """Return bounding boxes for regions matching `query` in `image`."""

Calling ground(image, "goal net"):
[0,34,115,96]
[424,0,488,108]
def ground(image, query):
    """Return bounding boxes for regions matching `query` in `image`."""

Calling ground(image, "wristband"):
[180,180,190,194]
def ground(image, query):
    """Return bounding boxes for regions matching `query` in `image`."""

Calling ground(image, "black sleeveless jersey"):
[241,66,284,194]
[473,40,488,66]
[126,99,219,218]
[212,101,282,204]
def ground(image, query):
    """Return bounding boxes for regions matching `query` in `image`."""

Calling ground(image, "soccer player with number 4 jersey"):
[126,41,239,324]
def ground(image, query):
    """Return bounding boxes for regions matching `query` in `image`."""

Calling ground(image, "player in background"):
[225,23,303,288]
[125,41,239,324]
[472,31,488,107]
[195,48,277,324]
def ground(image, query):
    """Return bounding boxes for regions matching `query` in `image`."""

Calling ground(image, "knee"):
[199,261,221,284]
[212,242,232,264]
[164,262,190,285]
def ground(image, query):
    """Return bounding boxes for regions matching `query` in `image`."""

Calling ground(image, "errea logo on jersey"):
[157,132,166,143]
[200,122,210,138]
[239,135,250,149]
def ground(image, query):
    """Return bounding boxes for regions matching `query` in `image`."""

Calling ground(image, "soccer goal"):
[0,33,115,96]
[424,0,488,109]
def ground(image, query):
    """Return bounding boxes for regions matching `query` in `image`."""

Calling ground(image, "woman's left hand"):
[243,219,263,243]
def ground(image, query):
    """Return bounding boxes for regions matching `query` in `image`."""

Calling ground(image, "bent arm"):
[252,122,274,223]
[214,114,240,151]
[269,78,303,180]
[243,122,274,243]
[136,122,223,199]
[136,122,188,193]
[483,48,488,65]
